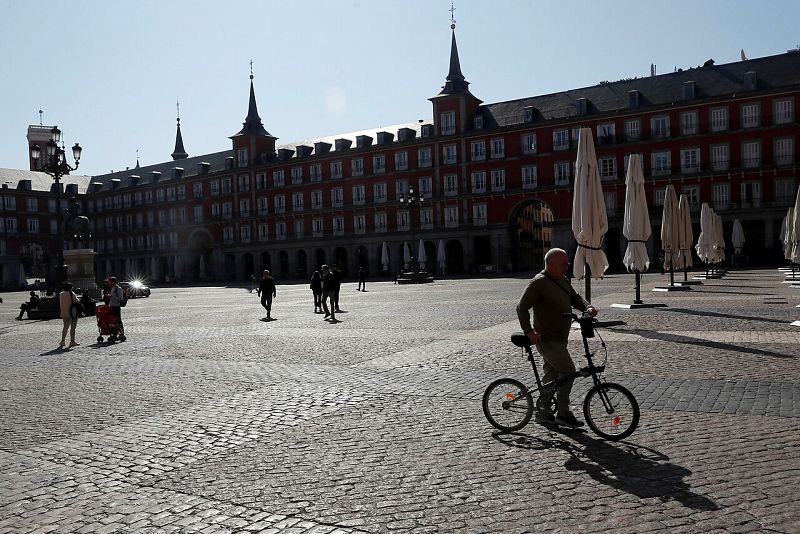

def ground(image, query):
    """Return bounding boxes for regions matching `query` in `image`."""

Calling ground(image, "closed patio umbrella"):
[732,219,745,255]
[792,187,800,264]
[660,185,681,287]
[677,195,694,270]
[712,213,726,266]
[381,241,390,272]
[403,242,411,269]
[572,127,608,302]
[621,154,651,305]
[437,239,446,274]
[696,203,714,265]
[18,263,27,289]
[780,208,794,261]
[417,239,426,270]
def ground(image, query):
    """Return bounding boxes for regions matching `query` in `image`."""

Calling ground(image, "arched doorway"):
[511,200,554,273]
[295,249,308,278]
[278,251,289,278]
[243,253,255,279]
[423,241,436,273]
[260,252,272,274]
[188,229,213,282]
[334,247,348,276]
[20,241,47,279]
[355,245,368,273]
[314,248,326,271]
[446,240,464,274]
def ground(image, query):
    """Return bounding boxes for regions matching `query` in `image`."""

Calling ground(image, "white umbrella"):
[792,187,800,264]
[417,239,426,270]
[403,242,411,268]
[732,219,745,255]
[437,239,446,273]
[780,208,794,261]
[696,203,714,264]
[381,242,390,271]
[622,154,651,272]
[660,185,680,271]
[572,127,609,284]
[677,194,694,270]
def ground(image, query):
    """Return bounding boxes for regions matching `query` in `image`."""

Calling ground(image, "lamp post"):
[399,186,424,271]
[30,126,82,285]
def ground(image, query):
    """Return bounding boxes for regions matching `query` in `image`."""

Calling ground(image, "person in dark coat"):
[321,265,336,321]
[357,266,367,291]
[257,270,277,319]
[331,264,343,312]
[16,291,40,320]
[310,271,323,313]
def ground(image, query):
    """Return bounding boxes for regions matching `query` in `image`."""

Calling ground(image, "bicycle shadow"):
[493,430,718,511]
[611,327,794,359]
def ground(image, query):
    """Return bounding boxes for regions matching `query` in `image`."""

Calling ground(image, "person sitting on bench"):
[16,291,40,320]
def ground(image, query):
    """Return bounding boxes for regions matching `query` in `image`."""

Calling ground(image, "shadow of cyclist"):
[493,429,718,511]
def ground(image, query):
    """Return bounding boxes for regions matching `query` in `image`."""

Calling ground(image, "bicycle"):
[482,312,639,441]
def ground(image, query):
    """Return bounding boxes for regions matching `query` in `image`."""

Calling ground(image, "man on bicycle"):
[516,248,597,427]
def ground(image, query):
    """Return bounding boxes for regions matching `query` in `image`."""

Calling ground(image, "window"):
[654,189,666,207]
[741,141,760,168]
[255,173,266,190]
[553,129,569,151]
[193,183,203,199]
[157,189,165,202]
[603,192,616,213]
[291,166,303,184]
[222,227,234,244]
[712,183,730,210]
[294,219,304,238]
[310,164,322,182]
[238,175,250,192]
[147,212,155,227]
[491,169,506,192]
[474,115,484,129]
[522,166,538,189]
[331,187,343,208]
[311,190,323,209]
[258,223,269,241]
[136,213,144,228]
[26,198,37,211]
[521,133,537,154]
[276,221,286,240]
[5,218,18,233]
[652,151,671,175]
[373,154,386,173]
[711,144,729,171]
[444,174,458,196]
[554,162,570,185]
[333,217,344,236]
[651,116,670,138]
[741,103,760,128]
[682,186,700,207]
[239,199,250,217]
[395,151,408,171]
[776,177,795,204]
[420,208,433,229]
[354,214,366,234]
[597,123,615,143]
[774,99,794,125]
[2,196,16,210]
[419,176,432,197]
[374,212,387,233]
[443,144,457,164]
[313,218,324,238]
[240,225,251,243]
[711,107,728,131]
[445,206,459,228]
[353,185,365,205]
[396,179,408,200]
[741,182,761,208]
[418,147,432,168]
[373,183,387,203]
[222,178,232,194]
[441,111,456,135]
[331,161,343,179]
[599,157,616,181]
[680,111,698,135]
[274,195,285,214]
[397,210,410,231]
[491,138,505,158]
[625,119,641,140]
[237,147,248,167]
[134,192,142,206]
[211,204,220,218]
[221,203,232,220]
[471,172,486,193]
[257,196,268,215]
[775,138,794,165]
[194,205,204,222]
[273,169,285,187]
[471,140,486,161]
[292,192,304,211]
[352,158,364,176]
[27,218,39,233]
[680,148,700,173]
[473,204,487,226]
[209,181,219,196]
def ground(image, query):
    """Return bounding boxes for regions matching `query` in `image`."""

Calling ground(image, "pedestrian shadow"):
[659,307,789,325]
[260,317,277,322]
[38,347,68,356]
[493,430,719,511]
[610,327,795,359]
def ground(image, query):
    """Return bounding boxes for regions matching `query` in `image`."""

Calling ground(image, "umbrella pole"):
[669,263,675,287]
[585,261,592,303]
[634,271,642,304]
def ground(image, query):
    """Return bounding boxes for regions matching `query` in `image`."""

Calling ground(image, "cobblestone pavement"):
[1,268,799,533]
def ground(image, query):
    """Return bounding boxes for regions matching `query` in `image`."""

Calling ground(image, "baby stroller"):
[96,305,126,343]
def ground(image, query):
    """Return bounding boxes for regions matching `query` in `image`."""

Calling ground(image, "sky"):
[2,0,799,177]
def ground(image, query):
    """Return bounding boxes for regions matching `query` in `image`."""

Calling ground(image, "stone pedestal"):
[63,249,99,297]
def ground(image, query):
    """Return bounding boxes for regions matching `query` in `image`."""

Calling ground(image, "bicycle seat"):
[511,333,532,348]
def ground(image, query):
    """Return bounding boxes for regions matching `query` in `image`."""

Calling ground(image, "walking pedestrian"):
[257,270,277,319]
[104,276,126,337]
[249,274,257,293]
[357,266,367,291]
[331,264,343,312]
[58,282,81,349]
[321,264,336,321]
[310,271,323,313]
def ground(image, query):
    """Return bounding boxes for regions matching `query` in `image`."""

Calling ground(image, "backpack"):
[116,286,128,307]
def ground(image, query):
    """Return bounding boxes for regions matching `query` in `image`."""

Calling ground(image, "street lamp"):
[30,126,82,285]
[399,186,424,270]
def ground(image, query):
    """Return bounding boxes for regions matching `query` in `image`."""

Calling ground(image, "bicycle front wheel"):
[482,378,533,432]
[583,382,640,441]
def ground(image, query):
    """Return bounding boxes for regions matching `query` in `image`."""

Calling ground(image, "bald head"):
[544,248,570,278]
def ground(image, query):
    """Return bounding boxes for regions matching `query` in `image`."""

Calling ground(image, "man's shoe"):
[324,313,330,318]
[535,411,555,424]
[58,342,65,349]
[555,413,585,428]
[68,341,80,347]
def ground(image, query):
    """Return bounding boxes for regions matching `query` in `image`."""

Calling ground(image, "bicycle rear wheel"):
[482,378,533,432]
[583,382,639,441]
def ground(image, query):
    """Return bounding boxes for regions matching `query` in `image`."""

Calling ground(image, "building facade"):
[2,32,799,286]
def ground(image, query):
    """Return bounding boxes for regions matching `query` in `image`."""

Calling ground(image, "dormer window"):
[524,106,534,123]
[744,71,757,91]
[441,111,456,135]
[628,90,640,109]
[474,115,484,129]
[237,147,248,167]
[576,98,588,115]
[682,81,696,100]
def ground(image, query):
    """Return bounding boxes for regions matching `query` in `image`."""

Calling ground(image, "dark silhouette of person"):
[257,270,277,319]
[310,271,323,313]
[331,264,343,312]
[357,266,367,291]
[16,291,40,320]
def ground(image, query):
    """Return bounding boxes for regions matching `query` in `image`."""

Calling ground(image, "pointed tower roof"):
[438,28,475,96]
[232,74,274,138]
[171,117,188,160]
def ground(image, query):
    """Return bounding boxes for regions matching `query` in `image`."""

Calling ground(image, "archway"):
[510,200,554,273]
[375,243,389,274]
[260,252,272,274]
[423,241,437,273]
[334,247,348,276]
[243,253,255,279]
[188,229,213,282]
[446,240,464,274]
[295,249,308,278]
[355,245,368,274]
[20,241,47,279]
[278,251,289,279]
[314,248,326,271]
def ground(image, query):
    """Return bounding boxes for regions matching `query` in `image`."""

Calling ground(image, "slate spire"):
[234,73,272,137]
[439,28,471,95]
[171,117,188,160]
